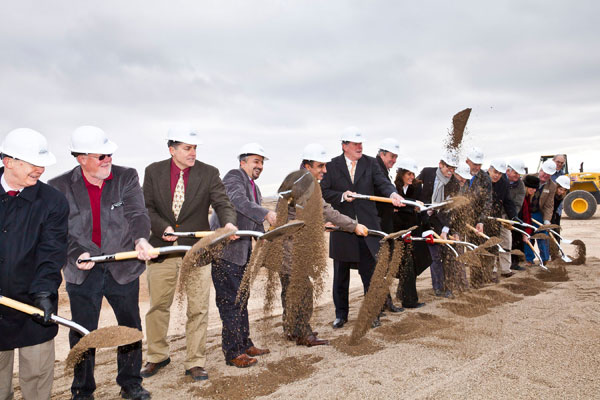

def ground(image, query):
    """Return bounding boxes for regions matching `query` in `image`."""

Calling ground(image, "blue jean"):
[428,244,445,291]
[524,211,550,262]
[66,265,142,397]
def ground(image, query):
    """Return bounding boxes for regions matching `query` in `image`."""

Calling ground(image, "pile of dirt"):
[570,239,587,265]
[64,326,143,371]
[190,355,323,400]
[376,312,455,343]
[536,264,569,282]
[501,276,548,296]
[331,335,385,356]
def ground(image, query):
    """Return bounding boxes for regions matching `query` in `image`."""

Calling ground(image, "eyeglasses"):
[87,154,112,161]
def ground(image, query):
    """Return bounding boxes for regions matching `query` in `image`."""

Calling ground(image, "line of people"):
[0,126,569,400]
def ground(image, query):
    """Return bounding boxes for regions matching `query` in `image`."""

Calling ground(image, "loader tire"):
[564,190,597,219]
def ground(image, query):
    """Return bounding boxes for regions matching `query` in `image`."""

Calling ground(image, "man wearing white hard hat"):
[551,175,570,241]
[209,142,273,368]
[417,152,460,297]
[465,146,493,234]
[506,159,527,271]
[0,129,69,400]
[522,159,557,265]
[393,157,429,308]
[551,154,566,182]
[487,160,518,278]
[276,144,369,347]
[374,138,404,313]
[321,127,405,329]
[50,126,154,399]
[142,126,237,379]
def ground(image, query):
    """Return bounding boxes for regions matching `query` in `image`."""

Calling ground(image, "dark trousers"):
[211,259,253,361]
[280,273,313,338]
[511,229,524,266]
[333,238,375,320]
[397,245,419,307]
[66,265,142,397]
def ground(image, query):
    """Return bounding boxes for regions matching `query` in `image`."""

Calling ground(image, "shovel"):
[531,218,572,262]
[465,224,508,254]
[347,193,451,211]
[79,221,305,263]
[326,225,417,241]
[490,218,548,271]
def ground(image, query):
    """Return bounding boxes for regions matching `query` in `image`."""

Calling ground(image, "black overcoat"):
[0,168,69,350]
[321,154,396,262]
[374,155,395,234]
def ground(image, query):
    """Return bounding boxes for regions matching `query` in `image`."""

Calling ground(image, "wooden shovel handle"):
[194,231,213,238]
[493,217,514,225]
[0,296,44,316]
[531,218,542,226]
[364,195,394,204]
[433,239,456,245]
[466,223,488,238]
[113,247,162,261]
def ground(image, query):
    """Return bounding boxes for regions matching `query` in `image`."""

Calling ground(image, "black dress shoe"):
[510,265,526,271]
[120,384,151,400]
[404,302,426,309]
[332,318,347,329]
[384,297,404,313]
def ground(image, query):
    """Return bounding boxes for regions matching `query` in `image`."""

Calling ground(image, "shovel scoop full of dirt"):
[65,326,143,372]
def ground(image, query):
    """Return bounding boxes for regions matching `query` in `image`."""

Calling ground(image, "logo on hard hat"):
[103,138,108,144]
[190,132,197,136]
[39,149,48,155]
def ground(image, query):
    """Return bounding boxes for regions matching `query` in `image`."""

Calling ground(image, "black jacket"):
[374,155,395,234]
[466,169,493,225]
[490,174,517,219]
[0,168,69,350]
[321,154,397,261]
[417,167,459,233]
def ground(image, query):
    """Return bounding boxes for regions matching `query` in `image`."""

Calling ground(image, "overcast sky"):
[1,1,598,195]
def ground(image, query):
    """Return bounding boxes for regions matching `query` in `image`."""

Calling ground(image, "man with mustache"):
[210,143,275,368]
[0,129,68,400]
[50,126,154,400]
[141,126,237,381]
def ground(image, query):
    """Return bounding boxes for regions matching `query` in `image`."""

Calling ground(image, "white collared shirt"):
[1,174,20,193]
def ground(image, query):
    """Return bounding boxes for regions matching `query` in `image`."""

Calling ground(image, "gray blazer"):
[210,168,269,266]
[49,165,150,285]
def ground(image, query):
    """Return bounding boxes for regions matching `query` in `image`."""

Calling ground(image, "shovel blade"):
[261,220,305,241]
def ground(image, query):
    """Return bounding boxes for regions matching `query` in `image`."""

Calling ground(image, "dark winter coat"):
[0,168,69,350]
[374,155,395,234]
[490,174,517,219]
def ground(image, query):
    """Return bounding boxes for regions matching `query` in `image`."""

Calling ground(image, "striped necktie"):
[172,171,185,220]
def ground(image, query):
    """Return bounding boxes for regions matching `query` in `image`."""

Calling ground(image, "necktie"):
[250,179,258,202]
[350,161,357,183]
[7,190,19,197]
[172,171,185,220]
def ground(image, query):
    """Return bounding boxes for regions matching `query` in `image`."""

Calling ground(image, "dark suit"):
[374,155,395,234]
[321,154,396,320]
[49,165,150,397]
[143,158,236,370]
[210,168,269,361]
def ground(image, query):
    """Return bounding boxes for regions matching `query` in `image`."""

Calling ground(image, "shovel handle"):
[0,295,44,316]
[362,195,394,204]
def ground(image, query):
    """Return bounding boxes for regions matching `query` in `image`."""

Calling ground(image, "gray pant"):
[0,339,54,400]
[428,244,445,291]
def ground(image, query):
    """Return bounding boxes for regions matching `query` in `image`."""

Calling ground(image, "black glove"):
[32,292,54,325]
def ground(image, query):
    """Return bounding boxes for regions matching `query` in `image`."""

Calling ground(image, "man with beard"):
[417,152,459,297]
[321,127,405,329]
[374,138,403,313]
[0,129,68,400]
[506,159,527,271]
[142,126,237,381]
[210,143,274,368]
[487,160,517,278]
[50,126,154,400]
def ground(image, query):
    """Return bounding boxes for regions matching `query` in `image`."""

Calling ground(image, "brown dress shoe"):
[140,357,171,378]
[245,345,270,356]
[226,353,258,368]
[296,334,329,347]
[185,366,208,381]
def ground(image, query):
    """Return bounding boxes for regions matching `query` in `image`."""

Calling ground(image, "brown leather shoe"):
[296,334,329,347]
[245,345,270,356]
[140,357,171,378]
[185,366,208,381]
[226,353,258,368]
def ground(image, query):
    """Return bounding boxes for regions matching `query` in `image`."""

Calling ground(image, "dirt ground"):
[11,210,600,399]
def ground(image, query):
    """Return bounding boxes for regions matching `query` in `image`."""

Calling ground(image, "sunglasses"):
[87,154,112,161]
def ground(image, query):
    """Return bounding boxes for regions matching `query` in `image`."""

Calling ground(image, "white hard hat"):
[302,143,329,162]
[239,142,269,160]
[166,124,203,145]
[378,138,400,154]
[440,152,459,168]
[396,157,418,174]
[556,175,570,190]
[489,159,507,174]
[1,128,56,167]
[541,159,557,175]
[507,158,526,175]
[455,164,472,180]
[340,126,366,143]
[69,126,118,154]
[466,146,484,164]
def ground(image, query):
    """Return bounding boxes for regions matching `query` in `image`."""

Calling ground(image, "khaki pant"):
[493,226,512,274]
[0,339,54,400]
[145,256,211,370]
